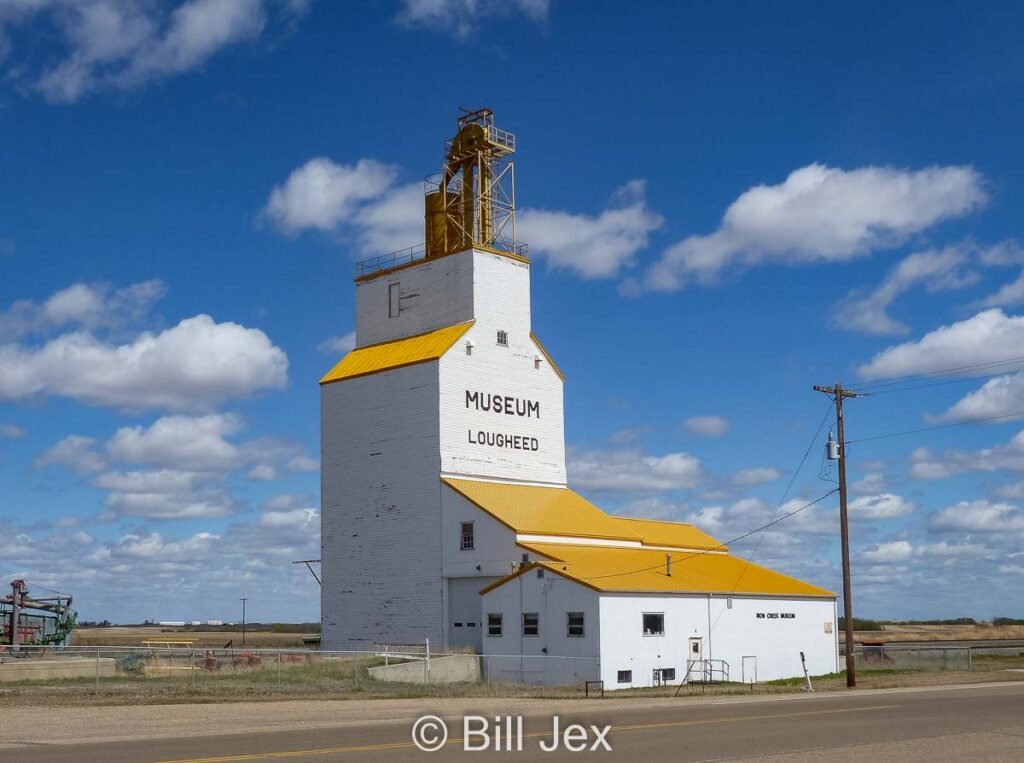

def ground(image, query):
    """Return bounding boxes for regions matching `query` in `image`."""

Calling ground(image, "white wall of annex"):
[598,593,839,688]
[706,595,838,682]
[480,572,601,685]
[355,249,476,347]
[598,594,705,689]
[320,361,443,650]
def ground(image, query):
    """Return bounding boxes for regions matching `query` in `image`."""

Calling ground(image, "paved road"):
[5,682,1024,762]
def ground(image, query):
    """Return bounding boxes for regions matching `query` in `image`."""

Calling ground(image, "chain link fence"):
[854,644,972,671]
[0,644,600,697]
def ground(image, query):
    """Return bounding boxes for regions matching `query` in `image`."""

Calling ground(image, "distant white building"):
[320,110,838,687]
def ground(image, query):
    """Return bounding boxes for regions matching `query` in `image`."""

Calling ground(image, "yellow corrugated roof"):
[442,478,641,541]
[614,516,725,552]
[507,542,834,597]
[320,321,474,385]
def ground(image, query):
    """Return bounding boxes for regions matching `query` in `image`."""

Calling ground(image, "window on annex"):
[388,283,400,318]
[497,329,508,347]
[487,613,503,637]
[522,612,539,636]
[660,668,676,681]
[617,670,632,684]
[460,522,474,551]
[642,613,665,636]
[566,612,585,638]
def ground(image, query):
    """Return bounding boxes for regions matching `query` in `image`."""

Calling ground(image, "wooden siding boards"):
[320,361,444,650]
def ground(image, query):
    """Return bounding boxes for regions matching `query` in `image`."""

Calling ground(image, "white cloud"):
[0,279,165,341]
[850,472,889,495]
[642,163,986,292]
[568,448,702,493]
[104,487,236,519]
[38,414,316,519]
[0,314,288,411]
[928,499,1024,534]
[731,467,783,487]
[518,181,663,279]
[976,270,1024,309]
[35,435,106,473]
[318,331,356,356]
[396,0,548,38]
[939,372,1024,423]
[831,246,978,335]
[606,425,653,445]
[0,0,305,103]
[858,309,1024,381]
[106,413,244,470]
[265,158,660,270]
[0,423,27,439]
[860,540,913,564]
[848,493,914,520]
[264,158,400,235]
[683,415,730,437]
[908,433,1024,480]
[995,481,1024,500]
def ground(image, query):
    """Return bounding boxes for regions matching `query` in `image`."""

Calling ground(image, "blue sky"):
[3,0,1024,624]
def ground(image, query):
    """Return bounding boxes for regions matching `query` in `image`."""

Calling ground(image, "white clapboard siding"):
[320,362,444,650]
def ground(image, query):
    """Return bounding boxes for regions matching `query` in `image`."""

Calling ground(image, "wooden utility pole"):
[814,382,862,688]
[240,597,247,647]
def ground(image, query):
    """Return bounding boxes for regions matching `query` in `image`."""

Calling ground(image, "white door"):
[742,655,757,684]
[687,637,703,681]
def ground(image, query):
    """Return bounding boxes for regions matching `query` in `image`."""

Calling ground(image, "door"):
[687,637,703,681]
[741,655,757,684]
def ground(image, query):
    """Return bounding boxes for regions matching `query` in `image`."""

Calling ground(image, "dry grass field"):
[856,624,1024,643]
[70,626,314,649]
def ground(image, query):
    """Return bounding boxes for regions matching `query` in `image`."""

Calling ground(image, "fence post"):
[424,638,429,685]
[277,652,282,691]
[355,651,360,689]
[384,645,389,681]
[95,647,100,696]
[190,649,196,690]
[968,647,973,671]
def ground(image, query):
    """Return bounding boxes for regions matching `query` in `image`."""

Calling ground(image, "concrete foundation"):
[368,654,481,684]
[0,657,117,682]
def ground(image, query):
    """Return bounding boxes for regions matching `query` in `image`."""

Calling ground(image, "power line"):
[578,489,838,583]
[723,402,835,598]
[849,354,1024,392]
[846,408,1024,445]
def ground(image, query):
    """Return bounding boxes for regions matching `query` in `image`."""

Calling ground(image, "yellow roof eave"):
[319,321,474,385]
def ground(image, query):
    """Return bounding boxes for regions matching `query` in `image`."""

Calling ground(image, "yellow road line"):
[154,704,897,763]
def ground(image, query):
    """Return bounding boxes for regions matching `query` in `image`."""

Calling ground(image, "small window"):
[617,670,632,684]
[460,522,474,550]
[660,668,676,681]
[536,568,545,579]
[467,622,476,627]
[567,612,585,638]
[691,640,701,655]
[454,622,463,627]
[487,613,503,637]
[727,597,733,609]
[497,330,508,347]
[642,613,665,636]
[388,283,400,318]
[522,612,539,636]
